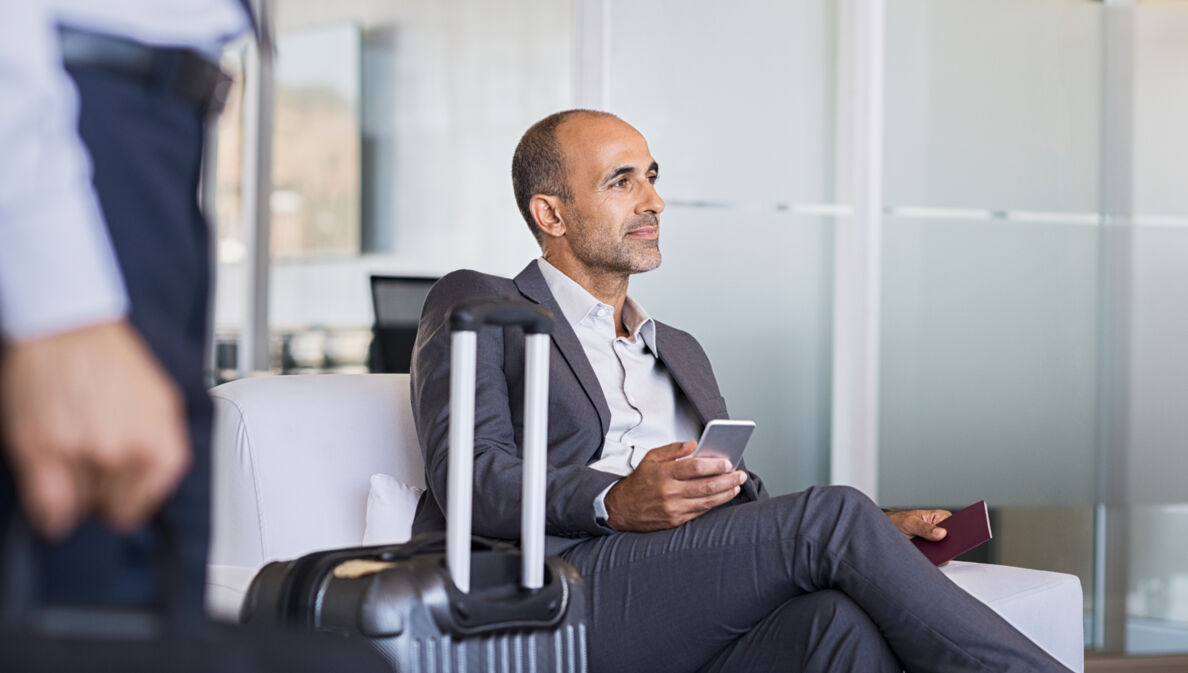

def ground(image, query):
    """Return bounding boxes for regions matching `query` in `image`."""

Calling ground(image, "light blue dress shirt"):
[0,1,247,340]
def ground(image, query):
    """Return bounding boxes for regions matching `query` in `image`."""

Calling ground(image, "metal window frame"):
[573,0,611,110]
[237,1,276,376]
[199,2,275,379]
[829,0,885,501]
[1095,0,1136,654]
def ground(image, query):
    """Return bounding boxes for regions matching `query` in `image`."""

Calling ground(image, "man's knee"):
[811,484,881,518]
[801,589,874,631]
[798,590,899,672]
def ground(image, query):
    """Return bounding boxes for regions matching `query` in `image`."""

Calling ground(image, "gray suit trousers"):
[561,485,1069,673]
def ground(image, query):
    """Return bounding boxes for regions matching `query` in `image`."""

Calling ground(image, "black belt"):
[58,27,232,117]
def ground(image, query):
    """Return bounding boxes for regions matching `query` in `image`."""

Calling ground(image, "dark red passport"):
[911,500,992,566]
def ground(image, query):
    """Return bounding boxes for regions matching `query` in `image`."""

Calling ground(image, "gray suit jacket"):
[409,261,767,555]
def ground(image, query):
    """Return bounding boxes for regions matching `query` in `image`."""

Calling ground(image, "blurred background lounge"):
[204,1,1188,667]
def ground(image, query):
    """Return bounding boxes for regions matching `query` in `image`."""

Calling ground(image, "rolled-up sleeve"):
[0,1,127,341]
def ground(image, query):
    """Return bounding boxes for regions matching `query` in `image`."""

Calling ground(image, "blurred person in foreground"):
[0,0,253,607]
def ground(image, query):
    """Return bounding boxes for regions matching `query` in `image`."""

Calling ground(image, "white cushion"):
[942,561,1084,672]
[362,473,425,545]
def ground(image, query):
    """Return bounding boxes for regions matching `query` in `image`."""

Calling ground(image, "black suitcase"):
[0,517,392,673]
[240,300,589,673]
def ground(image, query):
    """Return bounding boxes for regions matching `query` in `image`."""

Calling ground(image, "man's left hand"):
[887,509,951,541]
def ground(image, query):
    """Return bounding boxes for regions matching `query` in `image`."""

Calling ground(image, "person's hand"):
[0,321,190,539]
[603,440,747,532]
[887,509,951,541]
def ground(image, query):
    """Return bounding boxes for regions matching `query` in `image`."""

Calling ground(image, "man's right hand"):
[0,321,190,539]
[603,440,747,532]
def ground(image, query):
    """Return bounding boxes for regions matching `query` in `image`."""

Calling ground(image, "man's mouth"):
[625,216,660,239]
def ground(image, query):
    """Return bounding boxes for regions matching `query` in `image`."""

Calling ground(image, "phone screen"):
[688,419,756,469]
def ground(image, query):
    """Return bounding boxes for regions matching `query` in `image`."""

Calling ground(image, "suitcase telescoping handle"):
[447,300,554,594]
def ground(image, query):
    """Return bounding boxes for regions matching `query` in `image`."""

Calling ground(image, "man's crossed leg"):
[563,486,1070,673]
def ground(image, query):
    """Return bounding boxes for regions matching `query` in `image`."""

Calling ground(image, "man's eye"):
[614,178,630,188]
[647,174,658,184]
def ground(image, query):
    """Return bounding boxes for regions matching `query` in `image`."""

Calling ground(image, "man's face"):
[555,116,666,277]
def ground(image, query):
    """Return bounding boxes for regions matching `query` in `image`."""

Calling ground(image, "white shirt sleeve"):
[0,1,129,341]
[593,482,617,527]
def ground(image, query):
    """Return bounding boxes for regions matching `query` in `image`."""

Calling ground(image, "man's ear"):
[530,194,566,239]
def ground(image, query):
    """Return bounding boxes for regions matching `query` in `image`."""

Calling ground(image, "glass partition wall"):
[207,0,1188,661]
[879,0,1105,648]
[878,0,1188,658]
[609,0,839,495]
[1115,1,1188,655]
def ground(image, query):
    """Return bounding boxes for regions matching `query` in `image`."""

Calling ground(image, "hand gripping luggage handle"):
[447,300,553,594]
[1,512,199,638]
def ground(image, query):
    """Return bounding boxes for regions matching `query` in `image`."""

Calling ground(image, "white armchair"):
[207,374,425,614]
[206,374,1083,672]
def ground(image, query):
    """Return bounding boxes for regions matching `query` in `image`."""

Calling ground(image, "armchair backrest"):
[208,374,424,568]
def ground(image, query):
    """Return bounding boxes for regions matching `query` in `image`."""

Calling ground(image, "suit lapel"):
[655,322,723,425]
[514,262,612,442]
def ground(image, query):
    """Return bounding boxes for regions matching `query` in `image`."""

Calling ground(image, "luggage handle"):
[0,512,199,639]
[449,301,554,335]
[446,300,553,594]
[373,533,515,562]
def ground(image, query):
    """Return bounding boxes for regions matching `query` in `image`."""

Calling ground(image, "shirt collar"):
[623,295,658,354]
[535,258,658,355]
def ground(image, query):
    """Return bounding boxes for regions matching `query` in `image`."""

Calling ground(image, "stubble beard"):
[569,212,662,277]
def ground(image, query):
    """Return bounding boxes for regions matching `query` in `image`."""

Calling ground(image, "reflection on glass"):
[272,24,361,257]
[1128,505,1188,654]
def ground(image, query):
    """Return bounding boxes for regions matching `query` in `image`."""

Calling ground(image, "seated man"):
[409,109,1070,673]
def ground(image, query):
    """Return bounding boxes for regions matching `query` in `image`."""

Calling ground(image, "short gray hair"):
[511,109,619,243]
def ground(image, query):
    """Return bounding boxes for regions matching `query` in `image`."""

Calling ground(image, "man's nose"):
[640,182,665,215]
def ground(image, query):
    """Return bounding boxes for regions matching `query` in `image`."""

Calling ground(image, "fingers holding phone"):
[680,419,756,470]
[603,433,751,533]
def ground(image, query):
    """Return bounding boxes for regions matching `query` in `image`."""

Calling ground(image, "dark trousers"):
[561,486,1070,673]
[0,63,213,607]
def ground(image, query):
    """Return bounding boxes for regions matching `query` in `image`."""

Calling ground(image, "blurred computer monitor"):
[369,275,438,373]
